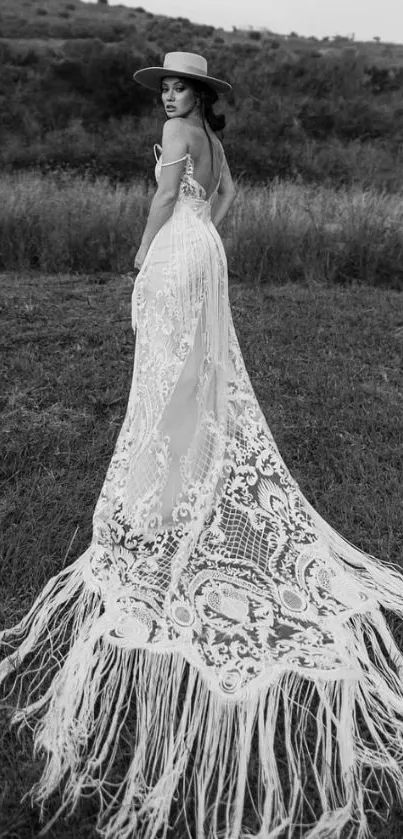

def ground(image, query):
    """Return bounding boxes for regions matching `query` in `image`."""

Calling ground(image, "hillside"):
[2,0,403,61]
[1,0,403,187]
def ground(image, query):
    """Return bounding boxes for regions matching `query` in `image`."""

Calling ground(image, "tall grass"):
[0,171,152,273]
[1,170,403,288]
[225,180,403,288]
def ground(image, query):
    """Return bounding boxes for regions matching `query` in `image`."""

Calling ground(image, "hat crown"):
[163,52,208,78]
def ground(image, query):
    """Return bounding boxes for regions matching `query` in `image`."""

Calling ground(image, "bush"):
[51,46,154,121]
[19,49,40,67]
[0,115,161,181]
[1,26,403,190]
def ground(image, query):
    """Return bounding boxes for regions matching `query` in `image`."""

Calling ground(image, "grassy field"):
[0,270,403,837]
[1,172,403,289]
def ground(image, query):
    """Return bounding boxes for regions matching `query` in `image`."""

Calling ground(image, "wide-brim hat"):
[133,51,232,95]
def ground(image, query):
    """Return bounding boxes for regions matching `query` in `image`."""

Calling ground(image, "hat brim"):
[133,67,232,95]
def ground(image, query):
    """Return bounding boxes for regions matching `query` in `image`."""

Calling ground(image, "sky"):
[98,0,403,44]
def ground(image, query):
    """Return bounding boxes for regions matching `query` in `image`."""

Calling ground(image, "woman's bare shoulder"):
[162,118,200,152]
[162,117,188,138]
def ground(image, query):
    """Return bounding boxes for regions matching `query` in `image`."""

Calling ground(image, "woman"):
[1,51,403,839]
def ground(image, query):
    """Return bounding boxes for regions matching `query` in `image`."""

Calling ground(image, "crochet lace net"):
[2,150,403,839]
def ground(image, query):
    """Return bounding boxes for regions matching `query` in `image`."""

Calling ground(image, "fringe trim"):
[302,494,403,625]
[2,560,403,838]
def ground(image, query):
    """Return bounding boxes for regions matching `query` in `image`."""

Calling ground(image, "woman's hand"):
[134,243,148,273]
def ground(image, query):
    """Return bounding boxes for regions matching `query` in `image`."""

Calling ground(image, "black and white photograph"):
[1,1,403,837]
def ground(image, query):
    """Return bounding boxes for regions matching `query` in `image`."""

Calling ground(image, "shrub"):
[19,49,40,67]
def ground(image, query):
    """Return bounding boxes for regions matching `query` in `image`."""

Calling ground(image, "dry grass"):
[1,172,403,288]
[225,179,403,288]
[0,171,152,273]
[0,271,403,836]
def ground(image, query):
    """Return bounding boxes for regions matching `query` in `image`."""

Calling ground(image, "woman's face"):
[161,77,198,119]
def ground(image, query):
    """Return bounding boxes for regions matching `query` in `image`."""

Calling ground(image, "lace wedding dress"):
[2,144,403,839]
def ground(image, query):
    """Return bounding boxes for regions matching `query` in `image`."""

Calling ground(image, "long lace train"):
[2,150,403,838]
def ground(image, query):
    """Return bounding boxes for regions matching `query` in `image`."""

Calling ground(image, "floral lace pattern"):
[85,144,381,699]
[153,143,216,201]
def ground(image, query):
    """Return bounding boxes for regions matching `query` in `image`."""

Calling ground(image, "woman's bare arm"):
[211,154,236,228]
[138,119,188,254]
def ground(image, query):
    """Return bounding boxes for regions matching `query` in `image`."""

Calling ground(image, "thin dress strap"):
[160,154,189,167]
[154,143,189,168]
[209,143,224,199]
[217,149,224,190]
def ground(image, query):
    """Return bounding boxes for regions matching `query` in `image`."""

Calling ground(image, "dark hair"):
[192,81,226,134]
[191,81,226,177]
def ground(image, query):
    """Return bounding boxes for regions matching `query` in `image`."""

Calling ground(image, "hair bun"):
[196,82,226,133]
